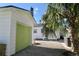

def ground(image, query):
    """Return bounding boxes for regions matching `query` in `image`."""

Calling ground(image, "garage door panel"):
[16,23,32,52]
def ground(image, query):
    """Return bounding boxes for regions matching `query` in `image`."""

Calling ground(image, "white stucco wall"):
[0,7,35,56]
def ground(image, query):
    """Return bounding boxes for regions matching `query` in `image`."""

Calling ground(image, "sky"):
[0,3,48,24]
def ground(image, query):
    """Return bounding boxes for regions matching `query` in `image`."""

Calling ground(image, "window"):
[34,29,37,33]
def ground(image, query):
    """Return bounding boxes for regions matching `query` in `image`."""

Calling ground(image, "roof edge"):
[0,5,30,12]
[0,5,37,25]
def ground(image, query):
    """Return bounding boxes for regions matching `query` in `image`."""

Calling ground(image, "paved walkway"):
[14,40,69,56]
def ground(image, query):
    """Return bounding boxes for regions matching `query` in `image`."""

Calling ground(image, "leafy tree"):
[62,3,79,54]
[42,3,67,39]
[42,3,79,55]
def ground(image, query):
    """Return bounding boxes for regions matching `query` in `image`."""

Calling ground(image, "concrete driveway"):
[34,40,65,49]
[14,40,70,56]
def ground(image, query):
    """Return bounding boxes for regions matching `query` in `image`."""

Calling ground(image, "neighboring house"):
[33,24,44,40]
[0,5,36,56]
[33,24,60,40]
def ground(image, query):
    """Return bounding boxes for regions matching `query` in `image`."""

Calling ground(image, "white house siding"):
[33,26,60,40]
[33,26,44,39]
[0,8,11,56]
[9,7,35,55]
[0,7,35,56]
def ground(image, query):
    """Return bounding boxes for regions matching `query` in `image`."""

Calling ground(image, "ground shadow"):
[14,46,67,56]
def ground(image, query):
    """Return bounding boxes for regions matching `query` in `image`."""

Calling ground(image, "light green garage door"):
[16,23,32,52]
